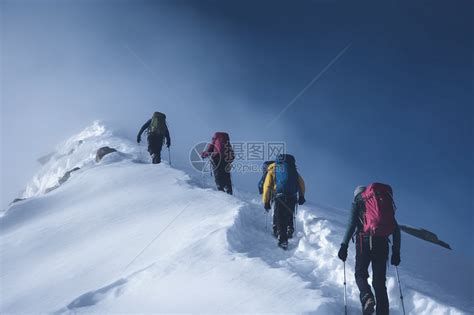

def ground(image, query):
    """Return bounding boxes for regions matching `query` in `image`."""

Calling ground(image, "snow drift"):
[1,122,472,314]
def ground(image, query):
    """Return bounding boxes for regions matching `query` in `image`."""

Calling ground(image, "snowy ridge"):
[1,123,471,314]
[21,121,149,199]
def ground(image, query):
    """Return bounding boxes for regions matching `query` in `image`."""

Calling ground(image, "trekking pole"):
[294,203,298,233]
[265,211,268,230]
[168,147,172,166]
[343,261,348,315]
[395,266,406,315]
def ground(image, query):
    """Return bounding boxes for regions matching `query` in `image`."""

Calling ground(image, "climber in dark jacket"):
[338,185,401,315]
[201,132,234,195]
[137,112,171,164]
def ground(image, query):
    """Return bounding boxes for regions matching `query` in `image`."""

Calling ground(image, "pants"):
[273,196,296,243]
[355,235,389,315]
[273,203,295,238]
[212,158,233,195]
[147,134,164,164]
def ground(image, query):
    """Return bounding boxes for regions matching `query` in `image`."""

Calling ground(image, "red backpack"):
[361,183,396,237]
[211,132,235,163]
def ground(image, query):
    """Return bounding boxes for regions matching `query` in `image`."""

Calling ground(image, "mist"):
[1,1,298,204]
[1,1,472,257]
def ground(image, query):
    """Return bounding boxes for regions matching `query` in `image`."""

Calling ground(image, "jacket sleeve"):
[392,221,401,254]
[297,173,305,197]
[137,119,151,141]
[258,173,266,195]
[342,199,361,246]
[262,164,275,204]
[165,127,171,146]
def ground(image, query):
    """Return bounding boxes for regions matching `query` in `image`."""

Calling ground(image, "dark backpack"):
[258,161,275,195]
[211,132,235,163]
[361,183,397,237]
[274,154,298,197]
[148,112,167,135]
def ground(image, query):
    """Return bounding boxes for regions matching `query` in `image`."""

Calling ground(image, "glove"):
[264,202,271,212]
[201,152,209,158]
[137,136,141,144]
[167,142,171,148]
[298,196,306,205]
[391,250,401,266]
[338,243,348,262]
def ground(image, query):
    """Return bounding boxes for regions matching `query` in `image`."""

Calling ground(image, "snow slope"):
[1,123,472,314]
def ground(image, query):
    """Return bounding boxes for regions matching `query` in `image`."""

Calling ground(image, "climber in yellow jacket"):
[262,154,306,250]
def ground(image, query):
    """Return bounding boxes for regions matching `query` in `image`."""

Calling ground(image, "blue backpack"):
[275,154,298,197]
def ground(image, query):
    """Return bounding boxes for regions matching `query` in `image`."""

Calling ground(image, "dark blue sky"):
[188,1,473,256]
[2,0,472,257]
